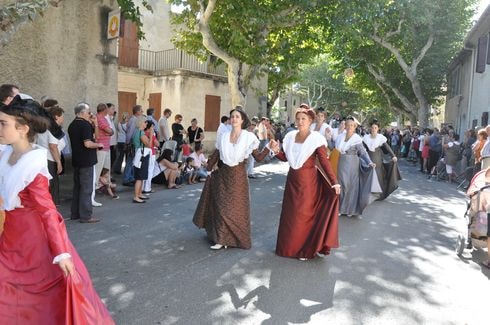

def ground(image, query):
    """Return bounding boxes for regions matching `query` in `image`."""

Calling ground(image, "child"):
[183,157,198,184]
[181,139,192,160]
[98,168,119,199]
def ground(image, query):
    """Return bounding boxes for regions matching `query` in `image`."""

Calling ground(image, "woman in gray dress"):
[363,120,401,200]
[335,117,381,216]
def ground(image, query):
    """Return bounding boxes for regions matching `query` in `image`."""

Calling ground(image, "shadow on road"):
[64,160,482,324]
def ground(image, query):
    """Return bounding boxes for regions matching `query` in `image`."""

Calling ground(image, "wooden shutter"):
[148,93,162,120]
[204,95,221,131]
[483,112,489,127]
[118,19,139,68]
[118,91,137,118]
[476,35,488,73]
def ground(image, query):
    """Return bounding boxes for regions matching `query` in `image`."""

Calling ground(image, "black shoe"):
[123,181,135,186]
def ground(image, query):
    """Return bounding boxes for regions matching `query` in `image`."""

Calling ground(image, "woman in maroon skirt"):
[272,105,341,260]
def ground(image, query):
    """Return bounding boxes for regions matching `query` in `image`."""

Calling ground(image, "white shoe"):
[298,257,308,261]
[92,201,102,207]
[316,252,326,258]
[210,244,227,250]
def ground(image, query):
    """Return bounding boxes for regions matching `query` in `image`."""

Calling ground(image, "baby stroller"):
[456,168,489,256]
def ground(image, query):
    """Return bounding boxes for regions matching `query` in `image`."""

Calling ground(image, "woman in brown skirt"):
[193,107,272,250]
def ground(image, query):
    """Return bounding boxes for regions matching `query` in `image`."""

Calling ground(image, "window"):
[118,18,139,68]
[476,35,488,73]
[449,67,461,98]
[482,112,489,127]
[204,95,221,131]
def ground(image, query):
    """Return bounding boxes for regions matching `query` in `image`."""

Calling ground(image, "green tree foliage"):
[296,56,355,110]
[326,0,476,127]
[168,0,332,109]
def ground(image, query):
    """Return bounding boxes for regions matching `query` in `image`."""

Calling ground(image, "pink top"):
[97,114,111,151]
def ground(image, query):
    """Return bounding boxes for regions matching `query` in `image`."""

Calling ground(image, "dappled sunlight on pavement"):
[63,160,489,324]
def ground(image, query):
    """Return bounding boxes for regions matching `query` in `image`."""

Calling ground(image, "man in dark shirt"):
[187,118,204,148]
[68,103,103,223]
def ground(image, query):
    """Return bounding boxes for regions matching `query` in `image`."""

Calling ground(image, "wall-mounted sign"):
[107,10,121,39]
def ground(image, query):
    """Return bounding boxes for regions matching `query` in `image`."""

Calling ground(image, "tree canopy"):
[169,0,333,109]
[325,0,476,127]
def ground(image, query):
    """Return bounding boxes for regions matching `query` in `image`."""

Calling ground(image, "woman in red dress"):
[272,105,341,260]
[0,97,114,324]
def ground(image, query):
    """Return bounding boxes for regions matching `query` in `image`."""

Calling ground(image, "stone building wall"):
[0,0,119,123]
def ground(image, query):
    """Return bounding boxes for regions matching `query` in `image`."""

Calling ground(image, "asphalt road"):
[60,161,490,325]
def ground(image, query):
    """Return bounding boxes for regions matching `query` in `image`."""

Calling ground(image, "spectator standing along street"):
[123,105,143,186]
[67,103,103,223]
[107,103,118,169]
[113,112,128,174]
[92,103,113,207]
[147,108,159,140]
[158,108,172,148]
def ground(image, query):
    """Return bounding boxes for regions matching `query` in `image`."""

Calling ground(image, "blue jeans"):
[123,151,135,183]
[196,167,208,179]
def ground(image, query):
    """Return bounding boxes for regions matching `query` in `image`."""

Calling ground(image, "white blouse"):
[217,130,259,167]
[0,145,51,211]
[283,130,327,169]
[363,133,388,152]
[335,133,363,154]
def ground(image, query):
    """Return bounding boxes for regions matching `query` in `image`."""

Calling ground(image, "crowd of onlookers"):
[1,82,482,224]
[245,110,487,191]
[379,125,478,188]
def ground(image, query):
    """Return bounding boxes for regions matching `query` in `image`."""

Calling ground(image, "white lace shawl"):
[217,130,259,167]
[283,130,327,169]
[310,122,332,139]
[335,133,363,154]
[0,145,51,211]
[363,134,387,152]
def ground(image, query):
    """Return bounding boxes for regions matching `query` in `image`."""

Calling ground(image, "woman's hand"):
[269,139,280,154]
[331,184,341,195]
[369,162,376,168]
[392,156,398,162]
[59,257,75,277]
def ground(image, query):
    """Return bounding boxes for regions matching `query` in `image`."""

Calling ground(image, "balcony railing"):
[124,48,227,77]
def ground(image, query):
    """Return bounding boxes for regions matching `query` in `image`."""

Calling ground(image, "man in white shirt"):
[216,115,231,147]
[158,108,172,148]
[107,103,118,169]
